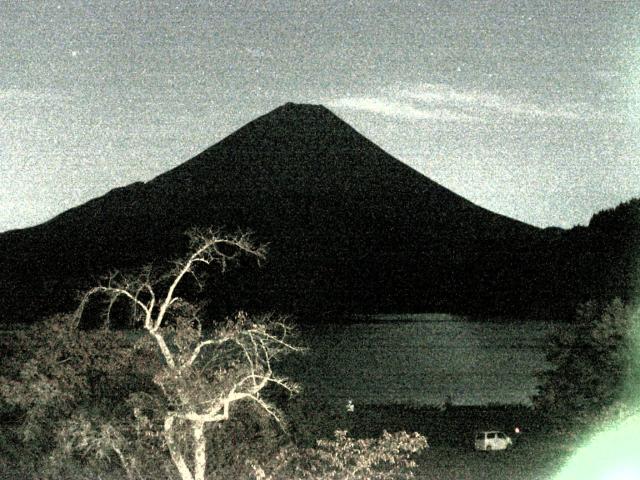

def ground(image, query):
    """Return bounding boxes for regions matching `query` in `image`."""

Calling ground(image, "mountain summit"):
[3,103,629,323]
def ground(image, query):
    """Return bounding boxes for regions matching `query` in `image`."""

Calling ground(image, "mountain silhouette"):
[0,103,636,323]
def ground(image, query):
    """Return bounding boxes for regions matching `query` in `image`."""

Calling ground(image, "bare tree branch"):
[73,229,296,480]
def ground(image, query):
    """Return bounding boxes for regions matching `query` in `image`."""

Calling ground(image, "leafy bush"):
[260,429,428,480]
[534,298,640,430]
[1,230,302,480]
[0,314,162,478]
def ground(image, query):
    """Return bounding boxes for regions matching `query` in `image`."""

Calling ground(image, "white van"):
[474,431,512,451]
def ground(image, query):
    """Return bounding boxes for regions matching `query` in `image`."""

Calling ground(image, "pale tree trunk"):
[164,415,209,480]
[193,420,207,480]
[149,330,176,368]
[164,416,195,480]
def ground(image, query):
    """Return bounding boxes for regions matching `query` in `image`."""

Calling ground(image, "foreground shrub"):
[534,298,640,431]
[260,429,428,480]
[0,314,166,479]
[1,229,301,480]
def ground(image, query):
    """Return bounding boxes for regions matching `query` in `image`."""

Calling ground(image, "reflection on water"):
[278,314,556,406]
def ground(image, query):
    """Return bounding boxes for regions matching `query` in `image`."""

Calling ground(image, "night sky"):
[1,0,639,232]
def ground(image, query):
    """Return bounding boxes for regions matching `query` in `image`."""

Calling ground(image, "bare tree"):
[77,228,301,480]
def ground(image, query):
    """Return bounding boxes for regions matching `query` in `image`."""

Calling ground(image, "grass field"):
[343,404,576,480]
[0,401,582,479]
[413,441,571,480]
[0,325,581,479]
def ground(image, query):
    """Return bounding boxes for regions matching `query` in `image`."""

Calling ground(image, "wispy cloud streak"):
[398,84,581,120]
[329,83,586,123]
[329,96,479,122]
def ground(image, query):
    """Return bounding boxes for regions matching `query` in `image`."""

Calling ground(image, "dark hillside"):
[0,103,635,323]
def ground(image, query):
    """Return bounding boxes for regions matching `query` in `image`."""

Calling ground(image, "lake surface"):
[278,314,557,406]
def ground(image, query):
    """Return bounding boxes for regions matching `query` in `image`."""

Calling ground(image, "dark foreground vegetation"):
[3,296,636,480]
[0,398,584,480]
[0,230,430,480]
[347,404,574,480]
[1,227,638,479]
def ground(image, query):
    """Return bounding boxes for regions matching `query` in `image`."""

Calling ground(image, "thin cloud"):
[328,83,587,123]
[328,96,480,122]
[397,83,581,120]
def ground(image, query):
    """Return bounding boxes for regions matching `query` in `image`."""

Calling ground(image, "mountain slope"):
[0,103,592,322]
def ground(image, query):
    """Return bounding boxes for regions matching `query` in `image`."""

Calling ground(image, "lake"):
[278,314,557,406]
